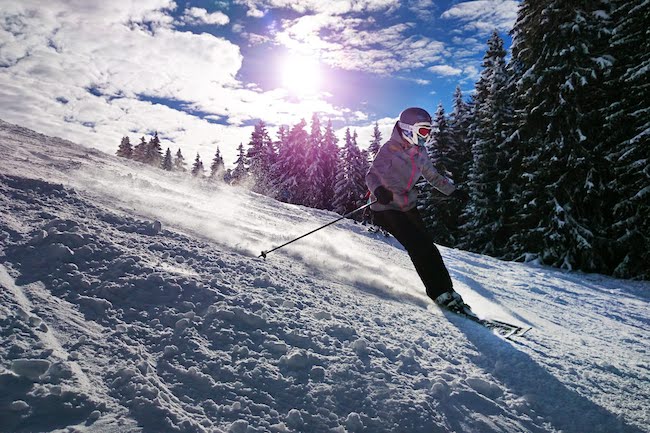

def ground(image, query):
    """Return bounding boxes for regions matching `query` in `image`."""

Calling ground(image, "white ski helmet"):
[398,107,434,147]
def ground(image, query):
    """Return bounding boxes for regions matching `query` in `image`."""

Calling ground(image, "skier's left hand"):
[374,186,393,205]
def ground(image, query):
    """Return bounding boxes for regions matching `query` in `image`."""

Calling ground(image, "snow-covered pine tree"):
[352,130,369,197]
[174,148,187,172]
[210,147,225,181]
[448,86,473,193]
[132,137,148,162]
[419,104,459,246]
[268,125,288,200]
[333,128,366,217]
[146,132,163,167]
[231,143,248,184]
[191,152,205,177]
[161,147,173,171]
[461,31,511,255]
[272,119,309,204]
[116,136,133,158]
[368,122,382,160]
[604,0,650,279]
[434,104,453,170]
[305,113,326,209]
[494,47,526,261]
[320,120,340,210]
[246,121,275,193]
[507,0,612,272]
[442,86,475,247]
[333,135,351,217]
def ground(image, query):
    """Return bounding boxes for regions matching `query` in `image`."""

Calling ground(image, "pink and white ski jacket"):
[366,122,455,212]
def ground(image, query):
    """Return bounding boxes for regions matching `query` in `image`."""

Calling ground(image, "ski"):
[444,307,531,340]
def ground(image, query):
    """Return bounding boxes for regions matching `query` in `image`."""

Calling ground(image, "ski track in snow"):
[0,118,649,432]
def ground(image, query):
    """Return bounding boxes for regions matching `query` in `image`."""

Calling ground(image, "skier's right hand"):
[374,186,393,205]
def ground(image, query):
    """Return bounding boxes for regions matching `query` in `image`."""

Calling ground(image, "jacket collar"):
[390,121,414,151]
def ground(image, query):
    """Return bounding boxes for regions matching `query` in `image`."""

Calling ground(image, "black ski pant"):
[372,208,453,301]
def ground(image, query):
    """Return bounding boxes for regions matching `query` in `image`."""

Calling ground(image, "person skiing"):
[366,107,469,312]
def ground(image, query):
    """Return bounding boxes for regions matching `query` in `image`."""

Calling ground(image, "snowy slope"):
[0,118,648,433]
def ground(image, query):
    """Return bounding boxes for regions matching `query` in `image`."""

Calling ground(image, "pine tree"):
[161,147,173,171]
[191,153,205,177]
[333,128,367,217]
[496,46,527,261]
[116,136,133,159]
[268,126,289,200]
[368,122,382,160]
[272,119,309,204]
[320,120,340,210]
[433,87,475,248]
[507,0,612,272]
[146,132,163,167]
[174,148,187,172]
[132,137,148,162]
[434,104,454,171]
[353,131,370,195]
[604,0,650,278]
[231,143,248,184]
[246,121,275,193]
[461,31,511,255]
[305,113,326,209]
[419,104,459,246]
[210,147,226,181]
[448,86,473,190]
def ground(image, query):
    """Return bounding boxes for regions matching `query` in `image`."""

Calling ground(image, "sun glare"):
[281,55,322,96]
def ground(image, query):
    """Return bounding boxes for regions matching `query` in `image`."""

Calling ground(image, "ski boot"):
[435,291,476,318]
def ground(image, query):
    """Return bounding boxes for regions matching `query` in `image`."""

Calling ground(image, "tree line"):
[116,0,647,279]
[116,133,227,179]
[116,117,381,217]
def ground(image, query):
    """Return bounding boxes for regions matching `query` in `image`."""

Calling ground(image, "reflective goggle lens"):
[418,127,431,136]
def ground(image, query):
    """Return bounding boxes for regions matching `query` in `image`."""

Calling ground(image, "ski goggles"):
[399,121,434,146]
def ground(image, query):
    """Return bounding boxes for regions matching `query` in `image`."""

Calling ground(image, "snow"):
[10,358,52,380]
[0,117,649,433]
[592,10,610,20]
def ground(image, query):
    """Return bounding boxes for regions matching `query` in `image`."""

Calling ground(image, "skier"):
[366,107,469,312]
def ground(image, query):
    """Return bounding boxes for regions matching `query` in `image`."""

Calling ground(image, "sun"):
[281,54,322,96]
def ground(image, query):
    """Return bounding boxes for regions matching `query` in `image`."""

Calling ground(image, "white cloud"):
[275,14,447,74]
[0,1,241,96]
[275,14,343,54]
[0,0,344,167]
[234,0,400,16]
[428,65,463,76]
[180,7,230,26]
[407,77,432,85]
[463,65,480,80]
[441,0,519,34]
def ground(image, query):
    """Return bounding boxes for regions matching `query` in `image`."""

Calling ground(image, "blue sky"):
[0,0,519,166]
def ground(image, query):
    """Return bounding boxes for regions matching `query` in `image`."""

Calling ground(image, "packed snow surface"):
[0,118,648,433]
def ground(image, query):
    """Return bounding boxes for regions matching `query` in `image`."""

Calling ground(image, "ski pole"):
[259,200,377,259]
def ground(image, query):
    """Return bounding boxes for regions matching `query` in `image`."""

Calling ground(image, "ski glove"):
[374,186,393,205]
